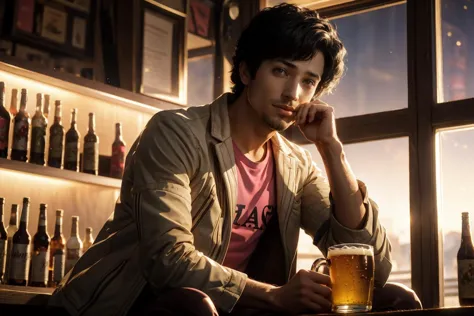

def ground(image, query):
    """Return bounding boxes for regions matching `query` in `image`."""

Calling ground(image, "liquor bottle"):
[47,100,64,169]
[0,82,10,158]
[65,216,82,274]
[83,113,99,175]
[9,89,18,117]
[458,212,474,305]
[8,89,18,159]
[4,204,18,284]
[64,109,80,171]
[8,197,31,286]
[29,204,50,287]
[110,123,126,179]
[83,227,94,252]
[43,94,50,119]
[11,89,30,162]
[30,93,48,165]
[0,198,7,283]
[49,209,65,287]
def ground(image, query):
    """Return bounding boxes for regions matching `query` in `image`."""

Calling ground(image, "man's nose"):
[282,79,301,103]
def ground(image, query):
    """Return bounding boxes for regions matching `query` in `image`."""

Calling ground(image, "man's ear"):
[239,61,251,85]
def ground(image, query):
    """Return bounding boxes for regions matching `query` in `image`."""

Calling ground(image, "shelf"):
[0,56,186,114]
[53,0,90,13]
[0,158,121,189]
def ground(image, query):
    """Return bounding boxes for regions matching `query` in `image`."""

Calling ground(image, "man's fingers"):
[308,282,332,299]
[307,105,318,123]
[307,270,331,287]
[296,104,310,125]
[296,103,334,125]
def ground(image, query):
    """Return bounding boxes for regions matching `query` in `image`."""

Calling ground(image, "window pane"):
[187,55,214,106]
[298,138,411,288]
[437,126,474,306]
[438,0,474,102]
[321,5,407,117]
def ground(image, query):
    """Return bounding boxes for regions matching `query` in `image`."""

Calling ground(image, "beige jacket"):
[49,93,392,316]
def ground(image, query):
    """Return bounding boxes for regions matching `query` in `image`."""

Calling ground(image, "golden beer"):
[312,243,374,313]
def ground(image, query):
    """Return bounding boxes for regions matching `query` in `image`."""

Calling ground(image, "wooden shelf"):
[0,56,186,113]
[0,158,121,189]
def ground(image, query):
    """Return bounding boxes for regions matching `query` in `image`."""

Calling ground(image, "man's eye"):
[303,79,316,87]
[273,68,288,76]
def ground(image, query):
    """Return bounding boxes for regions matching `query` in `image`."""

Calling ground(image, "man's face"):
[243,52,325,132]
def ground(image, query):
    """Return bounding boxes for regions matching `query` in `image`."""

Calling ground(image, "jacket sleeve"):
[299,151,392,287]
[131,112,247,313]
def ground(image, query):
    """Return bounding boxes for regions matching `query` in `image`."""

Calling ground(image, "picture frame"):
[41,6,68,44]
[72,16,87,49]
[138,0,187,105]
[15,0,35,33]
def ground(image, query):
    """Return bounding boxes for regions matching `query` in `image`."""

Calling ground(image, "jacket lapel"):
[214,140,238,223]
[272,136,298,276]
[210,94,238,261]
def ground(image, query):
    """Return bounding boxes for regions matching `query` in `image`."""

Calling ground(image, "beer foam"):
[328,246,373,257]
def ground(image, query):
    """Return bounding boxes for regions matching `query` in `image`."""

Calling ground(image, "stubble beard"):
[262,113,291,132]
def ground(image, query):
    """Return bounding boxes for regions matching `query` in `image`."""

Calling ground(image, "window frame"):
[263,0,474,308]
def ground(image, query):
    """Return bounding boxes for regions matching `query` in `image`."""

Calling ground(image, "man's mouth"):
[273,104,296,117]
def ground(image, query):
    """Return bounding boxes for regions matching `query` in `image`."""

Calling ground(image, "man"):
[49,3,421,316]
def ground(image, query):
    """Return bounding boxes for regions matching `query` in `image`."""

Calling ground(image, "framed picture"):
[41,6,67,44]
[139,1,187,105]
[72,17,87,49]
[15,0,35,33]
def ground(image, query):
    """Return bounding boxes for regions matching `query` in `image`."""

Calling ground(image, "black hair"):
[230,3,346,99]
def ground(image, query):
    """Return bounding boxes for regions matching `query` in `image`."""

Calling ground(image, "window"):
[437,0,474,102]
[436,126,474,306]
[322,4,408,118]
[299,138,411,287]
[187,55,214,107]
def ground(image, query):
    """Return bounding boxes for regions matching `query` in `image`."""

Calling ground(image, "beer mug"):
[311,243,375,313]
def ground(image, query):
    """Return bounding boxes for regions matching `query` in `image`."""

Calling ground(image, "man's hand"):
[269,269,332,314]
[294,100,339,146]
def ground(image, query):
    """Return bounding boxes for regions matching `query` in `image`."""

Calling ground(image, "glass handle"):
[311,257,329,274]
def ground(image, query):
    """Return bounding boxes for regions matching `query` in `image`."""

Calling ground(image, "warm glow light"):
[0,65,157,156]
[0,168,78,188]
[464,5,468,9]
[456,41,462,46]
[447,31,452,37]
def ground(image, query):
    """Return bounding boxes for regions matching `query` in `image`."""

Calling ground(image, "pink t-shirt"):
[222,141,276,272]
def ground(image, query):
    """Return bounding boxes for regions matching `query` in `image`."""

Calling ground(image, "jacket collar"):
[210,93,294,157]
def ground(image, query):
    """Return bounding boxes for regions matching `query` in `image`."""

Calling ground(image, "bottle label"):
[30,249,49,283]
[31,126,46,154]
[0,239,6,276]
[12,118,28,151]
[50,130,63,158]
[83,142,98,171]
[65,248,81,273]
[4,237,13,280]
[10,243,30,280]
[31,120,46,154]
[0,117,8,150]
[65,141,78,162]
[459,259,474,298]
[111,145,125,174]
[53,251,65,282]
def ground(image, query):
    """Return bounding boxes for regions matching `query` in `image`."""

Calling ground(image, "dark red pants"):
[126,282,422,316]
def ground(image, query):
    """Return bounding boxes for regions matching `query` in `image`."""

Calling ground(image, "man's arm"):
[316,139,366,229]
[299,147,392,287]
[296,100,392,286]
